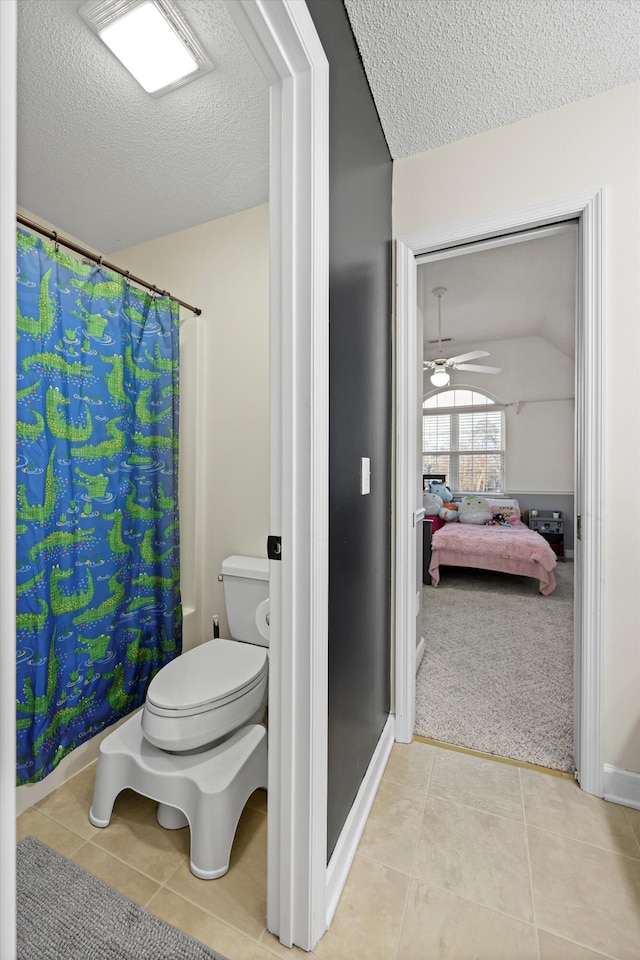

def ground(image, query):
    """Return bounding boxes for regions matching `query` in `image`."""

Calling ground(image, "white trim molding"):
[395,190,604,797]
[326,716,395,928]
[224,0,330,951]
[394,236,419,741]
[0,2,17,955]
[604,765,640,811]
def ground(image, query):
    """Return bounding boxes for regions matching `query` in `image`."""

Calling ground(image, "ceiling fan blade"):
[455,363,502,374]
[447,350,490,364]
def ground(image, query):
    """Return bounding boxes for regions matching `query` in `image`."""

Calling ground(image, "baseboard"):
[325,714,395,928]
[16,707,142,815]
[604,764,640,810]
[415,636,425,671]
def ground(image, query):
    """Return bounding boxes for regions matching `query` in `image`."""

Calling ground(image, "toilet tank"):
[221,555,270,647]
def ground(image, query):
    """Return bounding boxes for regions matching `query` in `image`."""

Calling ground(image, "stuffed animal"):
[486,512,509,526]
[428,480,453,503]
[423,491,443,516]
[458,495,492,525]
[439,506,459,522]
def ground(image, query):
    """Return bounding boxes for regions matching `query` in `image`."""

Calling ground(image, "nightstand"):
[529,513,565,561]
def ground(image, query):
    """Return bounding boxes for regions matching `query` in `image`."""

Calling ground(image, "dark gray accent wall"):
[305,0,393,861]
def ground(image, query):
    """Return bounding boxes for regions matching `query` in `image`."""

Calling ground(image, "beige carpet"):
[416,561,574,771]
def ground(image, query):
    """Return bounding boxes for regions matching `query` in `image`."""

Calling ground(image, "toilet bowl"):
[142,637,268,752]
[89,555,270,879]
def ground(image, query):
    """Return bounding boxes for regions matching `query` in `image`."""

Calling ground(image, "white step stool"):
[89,711,267,879]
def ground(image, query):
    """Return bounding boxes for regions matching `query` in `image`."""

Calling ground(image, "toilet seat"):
[145,638,268,718]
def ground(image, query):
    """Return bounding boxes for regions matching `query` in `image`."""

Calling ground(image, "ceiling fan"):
[424,287,502,387]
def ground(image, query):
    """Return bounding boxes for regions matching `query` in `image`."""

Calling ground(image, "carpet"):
[16,837,230,960]
[416,560,574,771]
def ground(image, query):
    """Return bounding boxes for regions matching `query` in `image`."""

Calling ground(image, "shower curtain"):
[16,228,182,785]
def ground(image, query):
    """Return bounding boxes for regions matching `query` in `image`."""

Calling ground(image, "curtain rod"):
[17,214,201,316]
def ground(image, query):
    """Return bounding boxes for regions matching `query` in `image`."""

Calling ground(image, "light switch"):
[361,457,371,495]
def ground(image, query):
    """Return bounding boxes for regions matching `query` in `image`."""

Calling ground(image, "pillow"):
[458,495,492,525]
[491,504,521,526]
[484,498,520,512]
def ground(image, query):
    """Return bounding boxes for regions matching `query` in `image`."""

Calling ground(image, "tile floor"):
[16,740,640,959]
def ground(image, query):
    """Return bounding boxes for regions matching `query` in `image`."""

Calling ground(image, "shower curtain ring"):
[52,231,59,253]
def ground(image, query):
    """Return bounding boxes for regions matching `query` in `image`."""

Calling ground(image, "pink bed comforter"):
[429,523,557,595]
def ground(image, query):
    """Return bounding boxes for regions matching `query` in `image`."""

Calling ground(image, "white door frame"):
[223,0,330,949]
[395,190,604,797]
[1,0,330,952]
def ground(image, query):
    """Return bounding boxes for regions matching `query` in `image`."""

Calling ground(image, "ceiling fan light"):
[430,369,450,387]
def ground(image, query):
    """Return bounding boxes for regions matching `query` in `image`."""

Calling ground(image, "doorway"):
[416,224,577,771]
[394,190,605,798]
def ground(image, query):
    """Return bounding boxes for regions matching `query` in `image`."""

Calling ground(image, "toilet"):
[89,555,270,880]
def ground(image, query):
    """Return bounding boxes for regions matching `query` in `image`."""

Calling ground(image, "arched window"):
[423,387,505,494]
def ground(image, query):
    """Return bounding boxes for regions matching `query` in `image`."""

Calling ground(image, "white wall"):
[396,82,640,774]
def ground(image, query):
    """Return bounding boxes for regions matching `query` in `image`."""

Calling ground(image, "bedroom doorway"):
[415,224,577,772]
[394,190,604,798]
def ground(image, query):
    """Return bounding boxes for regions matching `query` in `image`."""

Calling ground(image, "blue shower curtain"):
[16,228,182,785]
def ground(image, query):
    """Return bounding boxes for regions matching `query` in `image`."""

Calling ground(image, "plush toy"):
[458,495,492,525]
[439,506,459,522]
[423,491,443,516]
[428,480,453,503]
[486,512,509,526]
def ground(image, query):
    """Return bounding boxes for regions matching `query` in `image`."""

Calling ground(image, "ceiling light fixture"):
[424,286,501,386]
[430,368,450,388]
[79,0,213,98]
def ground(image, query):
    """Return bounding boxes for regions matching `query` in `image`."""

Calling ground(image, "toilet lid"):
[146,638,268,714]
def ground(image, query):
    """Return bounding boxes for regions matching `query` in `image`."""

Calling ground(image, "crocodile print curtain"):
[16,228,182,784]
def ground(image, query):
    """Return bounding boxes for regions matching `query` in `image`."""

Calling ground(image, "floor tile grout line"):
[527,821,640,862]
[77,835,190,891]
[391,752,433,960]
[390,874,411,960]
[520,768,541,960]
[385,783,539,934]
[423,790,528,826]
[397,864,541,932]
[356,847,415,879]
[381,772,433,796]
[145,882,265,949]
[622,808,640,857]
[409,753,433,872]
[535,923,622,960]
[427,788,525,822]
[416,783,640,862]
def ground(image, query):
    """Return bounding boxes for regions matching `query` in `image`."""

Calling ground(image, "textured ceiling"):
[343,0,640,159]
[16,0,640,254]
[17,0,269,252]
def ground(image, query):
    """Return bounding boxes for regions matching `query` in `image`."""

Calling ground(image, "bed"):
[428,498,558,596]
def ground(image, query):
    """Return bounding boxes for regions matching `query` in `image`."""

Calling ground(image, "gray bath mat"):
[17,836,230,960]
